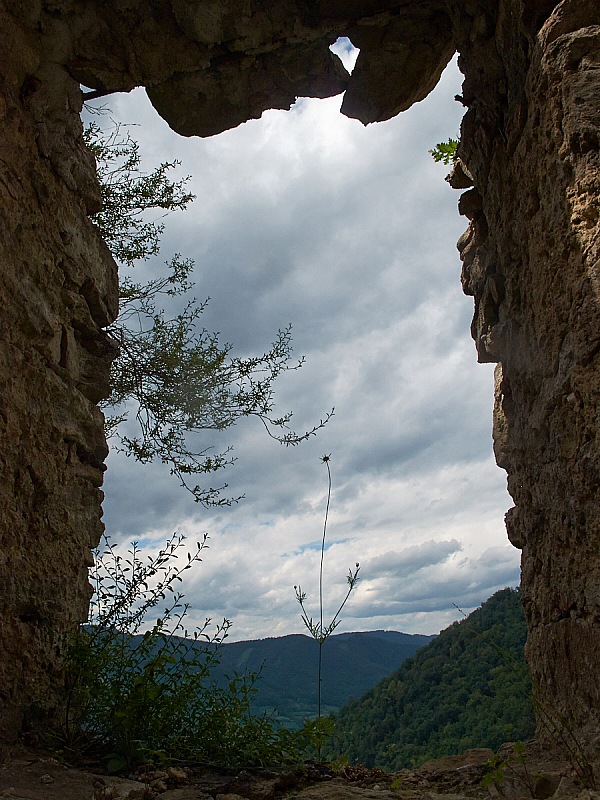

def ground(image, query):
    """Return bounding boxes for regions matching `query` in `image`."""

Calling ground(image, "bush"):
[62,533,302,772]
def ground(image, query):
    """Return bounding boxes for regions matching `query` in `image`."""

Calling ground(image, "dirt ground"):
[0,741,598,800]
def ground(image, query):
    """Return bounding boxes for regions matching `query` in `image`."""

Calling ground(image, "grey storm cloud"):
[96,56,520,641]
[348,545,520,618]
[366,540,463,577]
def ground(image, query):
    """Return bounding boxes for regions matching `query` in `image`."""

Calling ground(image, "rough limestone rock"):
[0,7,119,740]
[0,742,597,799]
[450,0,600,741]
[0,0,598,749]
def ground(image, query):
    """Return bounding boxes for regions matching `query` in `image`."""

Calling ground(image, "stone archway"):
[0,0,598,747]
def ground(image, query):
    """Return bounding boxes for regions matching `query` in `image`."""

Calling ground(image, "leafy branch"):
[85,117,332,505]
[429,137,459,165]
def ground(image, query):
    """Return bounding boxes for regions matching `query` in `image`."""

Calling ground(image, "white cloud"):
[98,58,519,643]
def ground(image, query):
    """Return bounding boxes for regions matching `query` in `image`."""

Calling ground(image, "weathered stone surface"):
[0,743,597,800]
[145,38,349,138]
[451,0,600,738]
[341,5,455,124]
[0,3,119,744]
[0,0,598,750]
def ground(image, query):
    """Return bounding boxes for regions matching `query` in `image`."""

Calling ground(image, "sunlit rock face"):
[450,0,600,741]
[0,0,597,746]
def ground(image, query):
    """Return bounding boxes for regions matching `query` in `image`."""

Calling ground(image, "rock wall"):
[450,0,600,740]
[0,0,597,748]
[0,7,119,742]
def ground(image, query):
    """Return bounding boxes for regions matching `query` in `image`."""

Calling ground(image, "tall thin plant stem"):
[317,456,332,720]
[294,455,360,760]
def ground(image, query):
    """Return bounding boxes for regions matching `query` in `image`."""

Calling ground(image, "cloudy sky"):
[92,42,521,643]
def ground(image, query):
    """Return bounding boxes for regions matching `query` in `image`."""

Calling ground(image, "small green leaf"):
[429,137,459,165]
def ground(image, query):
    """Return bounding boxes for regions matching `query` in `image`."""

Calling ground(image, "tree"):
[85,119,332,506]
[325,589,535,769]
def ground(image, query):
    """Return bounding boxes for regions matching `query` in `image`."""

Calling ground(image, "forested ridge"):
[327,588,535,770]
[127,628,433,730]
[214,630,434,727]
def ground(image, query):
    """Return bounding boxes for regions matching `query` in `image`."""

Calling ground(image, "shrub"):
[62,532,302,772]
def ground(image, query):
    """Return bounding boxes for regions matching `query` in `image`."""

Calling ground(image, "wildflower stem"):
[294,454,359,762]
[318,455,332,720]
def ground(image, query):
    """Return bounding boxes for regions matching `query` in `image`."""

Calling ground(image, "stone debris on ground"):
[0,742,598,800]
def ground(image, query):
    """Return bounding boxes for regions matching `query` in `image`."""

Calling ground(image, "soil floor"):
[0,741,598,800]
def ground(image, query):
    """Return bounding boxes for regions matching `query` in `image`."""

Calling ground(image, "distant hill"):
[326,588,535,770]
[211,630,435,729]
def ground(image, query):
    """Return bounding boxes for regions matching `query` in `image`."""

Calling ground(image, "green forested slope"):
[328,589,535,770]
[130,629,434,730]
[213,630,434,728]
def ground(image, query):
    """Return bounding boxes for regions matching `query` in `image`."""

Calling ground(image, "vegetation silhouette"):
[62,533,304,771]
[294,456,360,758]
[85,115,331,507]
